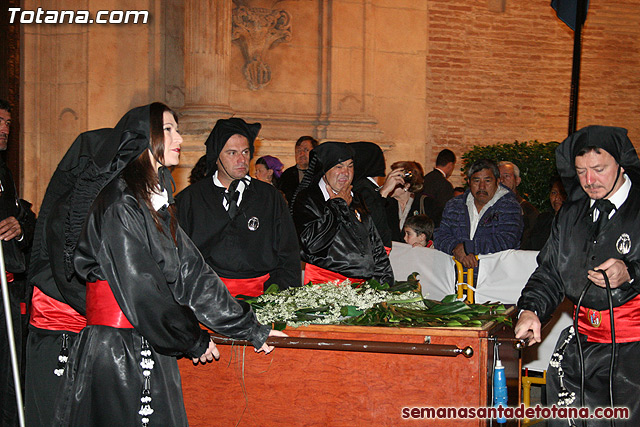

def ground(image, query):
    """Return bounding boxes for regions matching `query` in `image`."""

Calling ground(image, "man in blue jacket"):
[434,159,523,268]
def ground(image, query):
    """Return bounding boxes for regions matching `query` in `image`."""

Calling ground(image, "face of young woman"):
[162,111,183,167]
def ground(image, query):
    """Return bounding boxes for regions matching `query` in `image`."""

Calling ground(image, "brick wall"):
[425,0,640,178]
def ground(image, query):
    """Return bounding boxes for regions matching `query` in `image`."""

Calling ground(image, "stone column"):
[183,0,233,127]
[177,0,235,190]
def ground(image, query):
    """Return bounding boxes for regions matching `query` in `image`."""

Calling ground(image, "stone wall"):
[18,0,640,210]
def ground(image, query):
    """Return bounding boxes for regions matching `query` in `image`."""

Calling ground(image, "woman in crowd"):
[385,161,439,242]
[255,155,284,187]
[521,176,567,251]
[53,103,282,426]
[291,141,393,285]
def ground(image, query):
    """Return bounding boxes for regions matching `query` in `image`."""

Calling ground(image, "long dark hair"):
[122,102,179,242]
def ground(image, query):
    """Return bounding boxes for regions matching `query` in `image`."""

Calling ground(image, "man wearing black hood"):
[292,141,393,285]
[516,126,640,426]
[176,118,300,297]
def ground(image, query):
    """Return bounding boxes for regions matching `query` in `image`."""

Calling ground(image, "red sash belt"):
[86,280,133,328]
[220,273,269,298]
[6,273,27,314]
[576,294,640,343]
[303,263,365,285]
[29,286,87,333]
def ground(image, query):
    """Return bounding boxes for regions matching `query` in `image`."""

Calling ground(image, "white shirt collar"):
[319,179,332,201]
[589,173,631,219]
[150,186,169,211]
[213,171,251,210]
[466,185,510,239]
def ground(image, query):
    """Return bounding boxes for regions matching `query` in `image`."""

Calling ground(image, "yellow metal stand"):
[453,257,476,304]
[522,370,546,425]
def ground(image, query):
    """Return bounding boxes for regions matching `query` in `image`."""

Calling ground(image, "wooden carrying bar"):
[210,334,474,358]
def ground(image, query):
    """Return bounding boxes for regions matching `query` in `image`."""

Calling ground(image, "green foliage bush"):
[461,140,560,211]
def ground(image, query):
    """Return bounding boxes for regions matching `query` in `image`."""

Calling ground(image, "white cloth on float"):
[389,242,573,371]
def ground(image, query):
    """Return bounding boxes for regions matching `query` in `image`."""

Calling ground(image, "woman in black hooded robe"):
[53,103,280,426]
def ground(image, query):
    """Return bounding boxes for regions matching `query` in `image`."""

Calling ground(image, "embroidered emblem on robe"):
[587,309,602,328]
[247,216,260,231]
[616,233,631,255]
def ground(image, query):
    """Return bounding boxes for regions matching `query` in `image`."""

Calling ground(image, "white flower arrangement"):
[252,279,423,327]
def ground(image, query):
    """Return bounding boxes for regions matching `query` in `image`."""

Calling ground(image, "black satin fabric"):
[54,178,269,425]
[56,326,188,427]
[519,126,640,427]
[517,184,640,322]
[25,328,79,426]
[292,183,394,285]
[352,178,393,248]
[546,327,640,426]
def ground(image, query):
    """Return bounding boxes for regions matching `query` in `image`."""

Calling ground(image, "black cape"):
[176,177,301,289]
[55,178,269,426]
[51,104,270,426]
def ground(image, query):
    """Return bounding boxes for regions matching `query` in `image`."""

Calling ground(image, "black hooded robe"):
[176,117,300,294]
[55,178,269,426]
[292,142,394,285]
[49,105,270,426]
[350,141,393,248]
[518,126,640,426]
[176,177,301,292]
[25,128,113,426]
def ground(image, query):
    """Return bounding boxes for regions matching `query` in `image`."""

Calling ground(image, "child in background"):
[403,214,434,248]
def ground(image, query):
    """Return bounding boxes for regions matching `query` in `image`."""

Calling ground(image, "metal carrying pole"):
[0,243,26,427]
[567,0,588,136]
[211,334,474,358]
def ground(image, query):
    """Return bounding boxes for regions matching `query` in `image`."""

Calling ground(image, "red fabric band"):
[303,263,365,285]
[29,286,86,333]
[86,280,134,328]
[220,274,270,298]
[576,294,640,343]
[5,272,14,282]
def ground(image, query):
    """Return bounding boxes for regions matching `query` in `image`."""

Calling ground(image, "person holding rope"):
[516,126,640,426]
